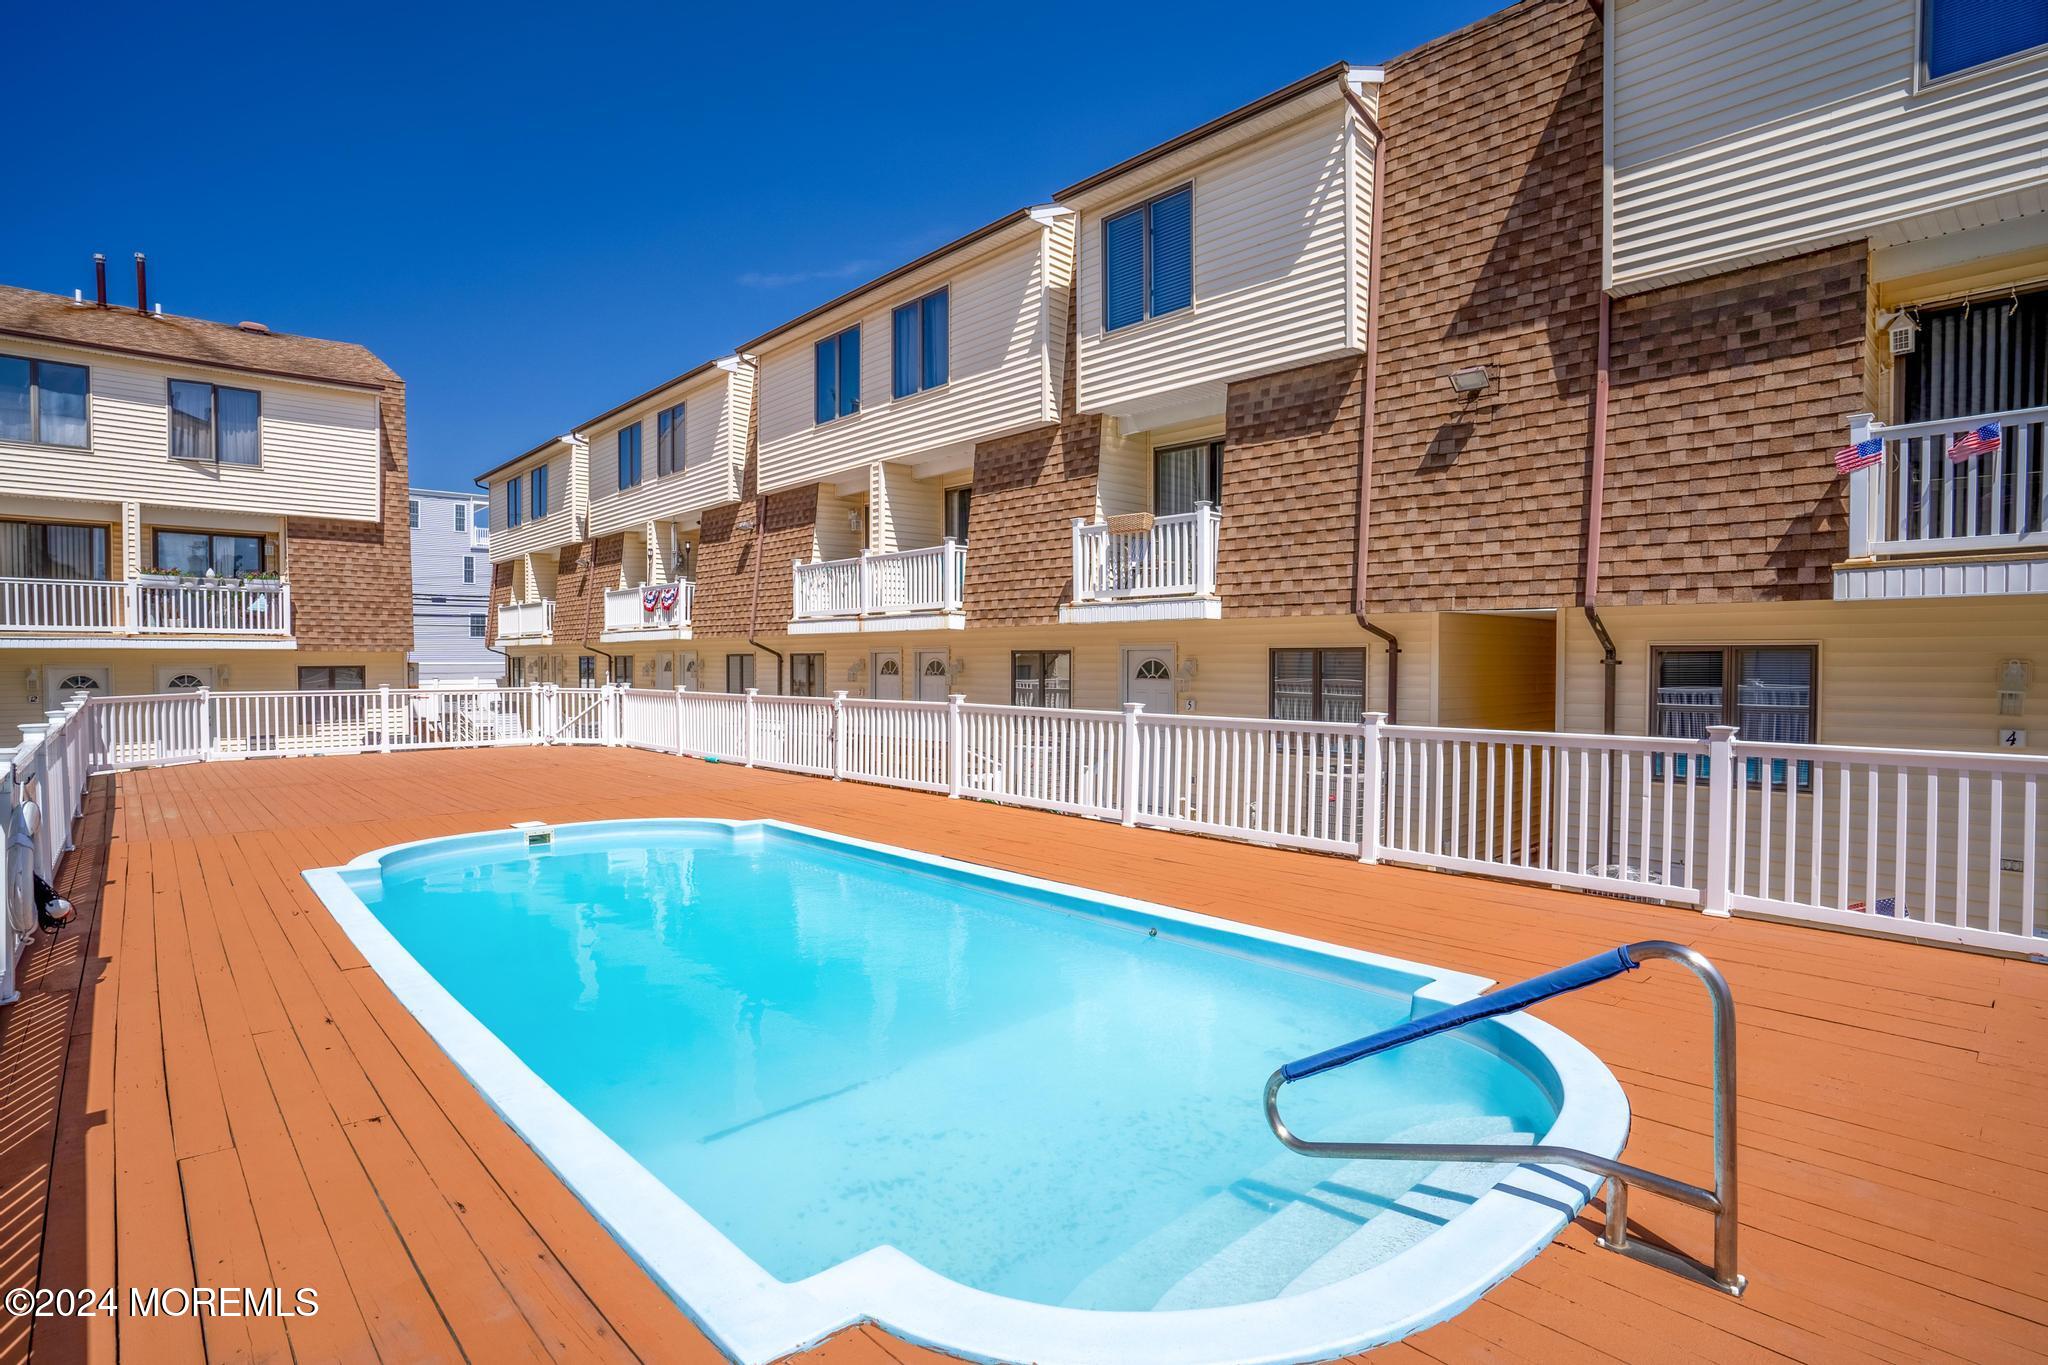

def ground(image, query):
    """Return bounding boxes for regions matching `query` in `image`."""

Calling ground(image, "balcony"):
[791,542,967,633]
[1838,407,2048,601]
[1061,505,1222,623]
[495,599,555,646]
[0,576,293,644]
[602,580,694,641]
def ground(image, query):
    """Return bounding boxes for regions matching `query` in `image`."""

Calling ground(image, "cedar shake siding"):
[285,377,412,651]
[550,534,625,645]
[1600,244,1865,603]
[1365,0,1603,612]
[693,489,820,638]
[1219,356,1365,616]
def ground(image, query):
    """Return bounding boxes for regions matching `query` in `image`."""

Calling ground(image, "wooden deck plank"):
[0,747,2038,1365]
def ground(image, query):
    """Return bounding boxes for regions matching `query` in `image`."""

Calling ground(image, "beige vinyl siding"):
[754,223,1068,494]
[587,365,748,536]
[486,439,583,562]
[1435,614,1557,731]
[0,341,382,521]
[1608,0,2048,292]
[0,648,408,737]
[1074,108,1359,424]
[870,462,944,554]
[1557,599,2048,754]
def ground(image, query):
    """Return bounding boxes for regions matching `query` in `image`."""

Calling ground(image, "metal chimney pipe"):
[133,253,148,316]
[93,254,107,308]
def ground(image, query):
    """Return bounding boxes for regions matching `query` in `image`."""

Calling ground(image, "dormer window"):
[1103,184,1193,331]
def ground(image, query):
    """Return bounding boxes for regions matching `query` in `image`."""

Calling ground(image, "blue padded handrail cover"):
[1280,946,1638,1082]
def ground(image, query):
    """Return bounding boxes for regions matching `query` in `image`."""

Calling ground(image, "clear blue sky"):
[5,0,1497,492]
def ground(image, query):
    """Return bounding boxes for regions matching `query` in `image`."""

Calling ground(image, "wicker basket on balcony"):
[1105,512,1155,536]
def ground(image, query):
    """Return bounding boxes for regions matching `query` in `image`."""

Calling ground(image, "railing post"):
[1845,412,1876,558]
[1702,725,1738,916]
[945,693,965,798]
[1120,702,1143,827]
[529,681,544,745]
[0,760,17,1006]
[830,690,848,780]
[673,685,685,755]
[742,688,758,767]
[197,686,216,759]
[377,685,394,753]
[1070,517,1089,604]
[119,578,139,635]
[858,547,876,617]
[1358,711,1386,864]
[605,683,621,747]
[1196,502,1219,596]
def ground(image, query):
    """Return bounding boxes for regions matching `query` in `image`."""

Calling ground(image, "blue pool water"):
[348,822,1561,1313]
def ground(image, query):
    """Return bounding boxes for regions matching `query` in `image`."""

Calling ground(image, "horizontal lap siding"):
[486,443,581,560]
[0,343,382,521]
[286,373,411,651]
[1075,110,1357,417]
[754,227,1063,493]
[1609,0,2048,290]
[586,368,746,536]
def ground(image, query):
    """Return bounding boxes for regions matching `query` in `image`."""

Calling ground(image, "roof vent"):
[237,320,271,334]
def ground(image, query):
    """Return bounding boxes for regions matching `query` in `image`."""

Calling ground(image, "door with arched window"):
[43,666,109,704]
[870,651,903,701]
[1123,647,1176,713]
[915,651,950,702]
[157,666,215,693]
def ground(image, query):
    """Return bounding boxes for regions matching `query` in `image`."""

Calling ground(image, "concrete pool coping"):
[305,817,1631,1365]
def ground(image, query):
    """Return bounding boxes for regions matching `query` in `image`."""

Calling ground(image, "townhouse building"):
[0,269,411,736]
[408,485,500,684]
[482,0,2046,764]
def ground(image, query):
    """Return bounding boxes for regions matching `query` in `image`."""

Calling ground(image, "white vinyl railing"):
[0,576,292,636]
[2,692,95,1003]
[792,541,967,620]
[1071,505,1220,601]
[1846,406,2048,556]
[25,687,2044,959]
[603,581,694,633]
[496,599,555,642]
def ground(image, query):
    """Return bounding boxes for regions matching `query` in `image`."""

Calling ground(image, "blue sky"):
[5,0,1497,492]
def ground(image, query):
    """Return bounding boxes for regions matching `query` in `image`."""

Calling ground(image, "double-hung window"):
[1102,184,1193,331]
[789,652,825,697]
[657,402,686,474]
[0,355,89,448]
[468,614,487,638]
[531,464,550,519]
[453,502,468,533]
[505,475,523,527]
[462,556,476,584]
[408,499,420,528]
[944,486,971,544]
[298,665,366,691]
[891,288,949,398]
[1012,650,1072,708]
[617,422,643,489]
[167,379,261,464]
[814,326,861,424]
[1651,645,1818,789]
[1923,0,2048,81]
[1154,440,1223,515]
[726,652,756,694]
[1269,649,1366,723]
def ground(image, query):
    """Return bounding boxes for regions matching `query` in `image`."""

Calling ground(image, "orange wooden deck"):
[1,746,2043,1365]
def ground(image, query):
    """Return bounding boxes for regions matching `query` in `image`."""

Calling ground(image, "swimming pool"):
[306,820,1629,1364]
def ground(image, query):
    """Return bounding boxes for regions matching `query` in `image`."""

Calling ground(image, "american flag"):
[1833,437,1883,473]
[1947,423,2002,463]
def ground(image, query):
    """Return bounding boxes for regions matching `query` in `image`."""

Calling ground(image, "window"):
[506,475,523,527]
[54,670,106,696]
[468,614,487,638]
[1012,650,1071,708]
[163,673,207,692]
[1924,0,2048,80]
[578,655,596,687]
[0,355,89,448]
[167,379,260,464]
[298,665,366,690]
[462,556,476,584]
[153,530,264,577]
[0,520,108,580]
[944,486,971,544]
[408,499,420,528]
[726,652,756,693]
[891,288,950,399]
[531,464,550,519]
[657,402,686,475]
[1269,649,1366,723]
[814,325,861,424]
[1651,646,1818,789]
[615,655,635,687]
[508,654,525,686]
[453,503,467,533]
[1154,440,1223,515]
[617,422,643,488]
[790,652,825,698]
[1103,183,1193,331]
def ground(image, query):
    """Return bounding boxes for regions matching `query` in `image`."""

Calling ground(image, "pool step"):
[1150,1115,1529,1312]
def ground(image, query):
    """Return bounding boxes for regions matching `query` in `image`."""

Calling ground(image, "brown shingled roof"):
[0,283,398,390]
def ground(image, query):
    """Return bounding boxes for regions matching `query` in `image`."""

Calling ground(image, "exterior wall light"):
[1446,365,1492,396]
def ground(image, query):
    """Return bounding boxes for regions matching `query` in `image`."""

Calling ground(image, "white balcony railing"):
[603,580,694,633]
[1071,505,1220,601]
[1846,406,2048,557]
[792,541,966,621]
[496,599,555,641]
[0,576,292,636]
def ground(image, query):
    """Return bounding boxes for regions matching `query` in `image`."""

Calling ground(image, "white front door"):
[1123,646,1176,714]
[870,650,903,700]
[915,650,951,702]
[157,666,216,693]
[43,666,110,706]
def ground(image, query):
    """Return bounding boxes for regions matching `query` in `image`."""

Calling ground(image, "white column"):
[1702,725,1738,916]
[742,688,758,767]
[1120,702,1143,827]
[858,547,877,617]
[945,694,965,798]
[1845,411,1876,558]
[1357,711,1386,863]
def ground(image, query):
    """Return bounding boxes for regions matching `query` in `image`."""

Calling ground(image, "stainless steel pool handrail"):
[1263,940,1746,1296]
